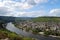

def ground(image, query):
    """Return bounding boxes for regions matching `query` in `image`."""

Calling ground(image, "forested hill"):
[0,16,15,23]
[0,16,33,23]
[0,16,60,23]
[0,16,33,28]
[32,17,60,22]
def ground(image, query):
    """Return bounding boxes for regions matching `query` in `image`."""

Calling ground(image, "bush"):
[32,29,39,34]
[44,31,51,35]
[25,27,31,32]
[0,29,23,40]
[23,37,33,40]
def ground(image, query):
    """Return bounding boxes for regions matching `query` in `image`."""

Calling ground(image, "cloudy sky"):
[0,0,60,17]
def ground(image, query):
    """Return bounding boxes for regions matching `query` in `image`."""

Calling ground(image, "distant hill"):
[0,16,60,23]
[32,17,60,22]
[0,16,15,23]
[0,16,33,23]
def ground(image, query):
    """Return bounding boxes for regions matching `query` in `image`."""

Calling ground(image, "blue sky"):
[0,0,60,17]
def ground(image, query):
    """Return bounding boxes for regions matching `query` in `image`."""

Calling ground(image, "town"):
[14,20,60,36]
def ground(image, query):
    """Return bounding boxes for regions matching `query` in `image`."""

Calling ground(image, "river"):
[6,22,60,40]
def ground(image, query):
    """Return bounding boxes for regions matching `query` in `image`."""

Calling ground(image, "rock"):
[38,32,44,35]
[1,38,10,40]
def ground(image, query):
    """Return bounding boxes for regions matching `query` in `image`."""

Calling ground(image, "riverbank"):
[49,35,60,38]
[38,32,60,38]
[0,29,22,40]
[0,29,36,40]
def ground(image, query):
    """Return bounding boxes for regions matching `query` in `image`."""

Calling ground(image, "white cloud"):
[34,0,48,3]
[0,2,4,7]
[0,0,33,10]
[0,0,49,10]
[21,0,26,2]
[49,9,60,16]
[14,2,33,9]
[50,9,60,13]
[12,10,46,17]
[1,0,59,17]
[0,6,46,17]
[0,0,49,11]
[27,0,48,5]
[0,7,12,16]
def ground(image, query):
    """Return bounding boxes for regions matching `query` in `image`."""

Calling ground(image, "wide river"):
[6,22,60,40]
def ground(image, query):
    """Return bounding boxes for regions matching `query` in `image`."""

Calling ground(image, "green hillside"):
[32,17,60,22]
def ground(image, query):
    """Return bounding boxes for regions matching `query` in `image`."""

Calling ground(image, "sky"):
[0,0,60,17]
